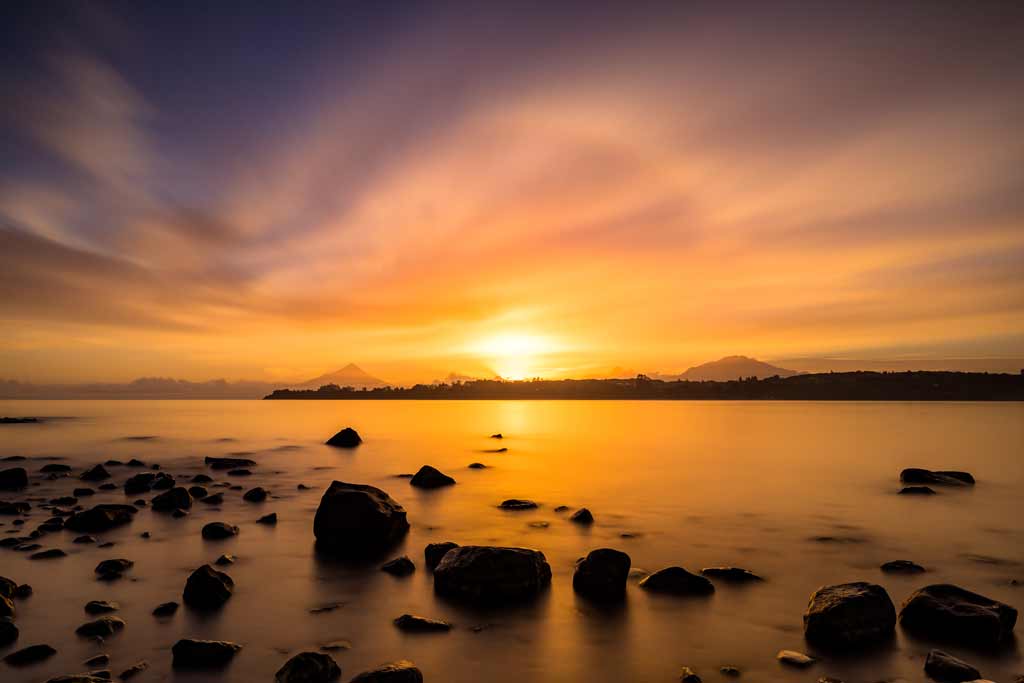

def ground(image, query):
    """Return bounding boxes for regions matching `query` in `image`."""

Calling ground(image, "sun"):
[470,333,555,380]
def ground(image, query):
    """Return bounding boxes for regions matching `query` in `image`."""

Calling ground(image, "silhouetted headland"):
[264,371,1024,401]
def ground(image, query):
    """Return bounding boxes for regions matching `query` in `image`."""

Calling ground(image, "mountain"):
[294,363,389,389]
[676,355,799,381]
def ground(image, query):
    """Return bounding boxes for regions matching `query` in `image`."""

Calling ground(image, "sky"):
[1,1,1023,385]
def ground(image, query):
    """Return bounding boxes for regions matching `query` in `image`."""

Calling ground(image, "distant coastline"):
[264,371,1024,401]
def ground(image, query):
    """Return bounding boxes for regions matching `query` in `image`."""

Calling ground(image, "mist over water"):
[1,399,1022,682]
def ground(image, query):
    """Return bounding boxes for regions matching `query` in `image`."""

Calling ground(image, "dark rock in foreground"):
[350,660,422,683]
[803,582,896,647]
[276,651,341,683]
[900,468,974,486]
[409,465,455,489]
[570,508,594,524]
[172,639,241,668]
[4,643,57,666]
[65,505,137,533]
[0,467,28,491]
[325,427,361,448]
[313,481,409,555]
[701,567,764,582]
[573,548,631,601]
[183,564,234,609]
[434,545,551,603]
[924,649,981,682]
[381,556,415,576]
[75,616,125,638]
[881,560,925,574]
[424,542,459,571]
[202,522,239,540]
[899,583,1017,646]
[393,613,452,632]
[639,567,714,595]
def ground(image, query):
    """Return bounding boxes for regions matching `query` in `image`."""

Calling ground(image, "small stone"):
[84,600,119,615]
[29,548,66,560]
[152,601,178,617]
[201,493,224,505]
[243,487,268,502]
[80,465,112,482]
[95,559,133,576]
[881,560,925,573]
[325,427,361,448]
[75,616,125,638]
[275,651,341,683]
[499,499,538,510]
[409,465,456,489]
[119,661,148,679]
[84,654,110,667]
[215,554,236,565]
[381,556,415,576]
[73,535,97,544]
[4,643,57,666]
[570,508,594,524]
[393,613,451,632]
[468,462,487,469]
[201,522,239,540]
[183,564,234,609]
[720,666,740,676]
[257,512,277,525]
[679,667,701,683]
[171,638,241,668]
[777,650,815,667]
[899,486,937,495]
[700,567,764,582]
[639,567,714,595]
[350,660,422,683]
[0,617,17,646]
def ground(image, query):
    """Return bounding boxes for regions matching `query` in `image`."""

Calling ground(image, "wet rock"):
[499,499,538,510]
[381,556,415,576]
[639,567,715,595]
[257,512,277,525]
[201,492,224,505]
[13,584,30,598]
[215,554,236,565]
[152,487,192,511]
[0,596,13,618]
[127,459,146,468]
[97,541,115,548]
[151,473,174,490]
[679,667,701,683]
[350,660,422,683]
[433,545,552,602]
[900,468,974,486]
[94,559,133,579]
[777,650,815,667]
[119,661,148,679]
[468,462,486,469]
[183,564,234,609]
[202,522,239,540]
[40,464,71,473]
[75,616,125,638]
[573,548,631,601]
[80,465,111,482]
[297,483,311,490]
[205,456,256,470]
[227,468,251,476]
[0,576,16,598]
[191,474,213,484]
[0,500,30,514]
[4,643,57,665]
[243,487,268,502]
[84,600,119,615]
[425,542,459,570]
[719,666,740,676]
[393,613,451,632]
[924,649,981,682]
[0,467,28,491]
[65,505,136,533]
[881,560,926,574]
[152,601,178,616]
[84,654,109,667]
[325,427,361,448]
[313,481,409,555]
[804,582,896,647]
[490,433,503,439]
[171,508,189,519]
[188,486,208,498]
[29,548,66,560]
[409,465,455,489]
[98,483,117,491]
[275,651,341,683]
[171,638,241,668]
[569,508,594,524]
[899,486,937,495]
[701,567,764,582]
[899,584,1017,646]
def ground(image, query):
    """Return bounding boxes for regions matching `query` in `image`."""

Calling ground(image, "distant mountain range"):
[290,363,390,389]
[670,355,800,381]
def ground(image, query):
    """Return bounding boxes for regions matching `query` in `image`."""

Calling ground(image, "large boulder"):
[803,582,896,647]
[172,639,241,668]
[433,546,551,603]
[275,651,341,683]
[65,504,136,533]
[152,487,192,511]
[573,548,631,601]
[638,567,714,595]
[313,481,409,555]
[900,468,974,486]
[424,542,459,570]
[899,584,1017,646]
[349,661,422,683]
[325,427,361,448]
[409,465,455,489]
[924,649,981,682]
[0,468,28,491]
[183,564,234,609]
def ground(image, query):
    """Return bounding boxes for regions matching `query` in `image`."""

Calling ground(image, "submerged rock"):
[899,584,1017,646]
[409,465,456,489]
[183,564,234,609]
[325,427,361,448]
[84,600,119,615]
[424,542,459,570]
[924,649,981,682]
[4,643,57,665]
[349,660,422,683]
[468,463,487,469]
[257,512,278,525]
[701,567,764,582]
[152,487,193,511]
[201,522,239,540]
[29,548,66,560]
[94,559,133,579]
[899,486,937,495]
[80,465,111,482]
[498,499,538,510]
[0,596,13,618]
[570,508,594,524]
[433,546,551,603]
[381,556,415,576]
[881,560,926,574]
[205,456,256,470]
[243,487,268,502]
[0,467,28,491]
[393,613,452,632]
[65,505,136,533]
[152,601,178,617]
[573,548,631,601]
[172,639,241,668]
[75,616,125,638]
[803,582,896,647]
[201,493,224,505]
[313,481,409,555]
[639,567,715,595]
[900,468,974,486]
[276,651,341,683]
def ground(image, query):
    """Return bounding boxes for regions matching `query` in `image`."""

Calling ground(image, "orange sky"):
[2,3,1023,384]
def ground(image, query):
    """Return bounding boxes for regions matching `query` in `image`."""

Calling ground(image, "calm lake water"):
[1,400,1022,682]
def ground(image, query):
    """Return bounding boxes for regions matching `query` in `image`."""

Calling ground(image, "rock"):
[119,661,148,679]
[84,654,109,667]
[701,567,764,582]
[275,651,341,683]
[679,667,702,683]
[393,613,451,632]
[573,548,631,601]
[901,468,974,486]
[899,584,1017,646]
[171,638,241,667]
[900,486,937,495]
[84,600,119,614]
[183,564,234,609]
[80,465,111,482]
[94,559,133,578]
[127,459,146,467]
[350,660,423,683]
[4,643,57,665]
[313,481,409,555]
[297,483,311,490]
[881,560,926,573]
[40,464,71,473]
[65,505,136,533]
[13,584,30,598]
[171,508,189,518]
[569,508,594,524]
[215,554,236,565]
[202,522,239,540]
[257,512,277,525]
[188,485,208,498]
[0,576,17,598]
[73,488,94,497]
[803,582,896,647]
[490,433,503,439]
[433,545,552,602]
[98,483,117,490]
[924,649,981,682]
[381,556,415,576]
[152,601,178,616]
[0,616,16,646]
[499,499,538,510]
[0,468,28,491]
[409,465,455,489]
[639,567,715,595]
[201,493,225,504]
[468,462,486,469]
[29,548,66,559]
[0,500,30,514]
[720,666,740,676]
[425,542,459,570]
[75,616,125,638]
[152,487,192,511]
[0,596,13,618]
[227,468,251,476]
[777,650,815,667]
[325,427,361,448]
[205,456,256,470]
[243,487,268,502]
[192,474,213,483]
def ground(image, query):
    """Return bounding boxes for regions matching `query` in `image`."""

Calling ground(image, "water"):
[0,400,1022,682]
